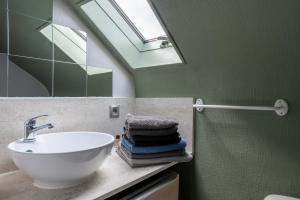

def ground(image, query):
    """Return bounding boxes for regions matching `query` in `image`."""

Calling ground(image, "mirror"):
[53,24,87,64]
[0,8,7,54]
[8,55,52,97]
[54,62,87,97]
[8,0,53,21]
[87,66,113,97]
[9,11,53,60]
[0,3,7,96]
[0,0,113,97]
[0,0,6,11]
[0,53,7,96]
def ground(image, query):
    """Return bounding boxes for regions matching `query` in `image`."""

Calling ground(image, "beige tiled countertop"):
[0,150,177,200]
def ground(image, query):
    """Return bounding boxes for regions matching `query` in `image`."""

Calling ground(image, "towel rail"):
[193,99,288,117]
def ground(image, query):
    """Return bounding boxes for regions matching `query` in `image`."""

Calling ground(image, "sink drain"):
[26,149,33,153]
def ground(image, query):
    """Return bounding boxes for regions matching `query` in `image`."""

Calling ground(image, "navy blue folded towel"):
[121,136,186,154]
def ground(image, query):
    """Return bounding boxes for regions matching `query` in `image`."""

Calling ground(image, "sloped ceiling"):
[133,1,300,200]
[68,0,135,73]
[133,0,300,96]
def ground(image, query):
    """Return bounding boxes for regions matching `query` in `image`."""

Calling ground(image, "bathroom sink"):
[8,132,114,189]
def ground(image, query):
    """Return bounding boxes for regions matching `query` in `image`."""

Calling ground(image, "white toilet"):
[265,195,300,200]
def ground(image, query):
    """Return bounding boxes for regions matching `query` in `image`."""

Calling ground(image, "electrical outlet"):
[109,105,120,118]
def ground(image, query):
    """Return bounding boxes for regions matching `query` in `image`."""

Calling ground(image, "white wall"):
[136,98,194,153]
[0,97,135,173]
[0,97,193,174]
[52,0,136,97]
[0,54,49,97]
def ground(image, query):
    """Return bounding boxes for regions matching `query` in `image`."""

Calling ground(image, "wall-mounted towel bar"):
[193,99,288,116]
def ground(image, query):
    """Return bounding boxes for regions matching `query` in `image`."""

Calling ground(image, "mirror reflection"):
[0,3,7,96]
[8,55,52,97]
[8,0,53,21]
[1,0,113,97]
[40,23,87,64]
[0,0,6,10]
[9,11,53,59]
[54,62,87,97]
[53,24,87,64]
[0,9,7,54]
[87,66,112,96]
[0,53,7,96]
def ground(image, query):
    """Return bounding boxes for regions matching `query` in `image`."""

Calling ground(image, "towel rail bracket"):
[194,98,288,117]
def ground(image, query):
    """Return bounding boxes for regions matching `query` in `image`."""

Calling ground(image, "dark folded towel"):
[124,126,178,136]
[120,145,185,159]
[121,137,187,154]
[125,114,178,130]
[124,134,181,146]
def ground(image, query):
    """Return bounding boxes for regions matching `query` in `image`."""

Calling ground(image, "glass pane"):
[87,66,112,96]
[0,53,7,96]
[8,0,53,21]
[0,9,7,53]
[0,0,7,11]
[0,0,7,96]
[54,62,87,97]
[9,11,53,60]
[8,55,52,97]
[114,0,166,40]
[0,0,7,9]
[48,24,87,64]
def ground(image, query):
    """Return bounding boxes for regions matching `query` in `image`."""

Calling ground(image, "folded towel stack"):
[117,114,190,167]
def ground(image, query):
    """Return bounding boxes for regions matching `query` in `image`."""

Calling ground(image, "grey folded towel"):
[124,126,178,136]
[125,114,178,130]
[117,146,192,168]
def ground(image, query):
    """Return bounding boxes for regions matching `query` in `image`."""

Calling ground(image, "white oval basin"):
[8,132,114,189]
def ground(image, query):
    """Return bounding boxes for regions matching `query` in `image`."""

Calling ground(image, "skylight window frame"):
[109,0,167,44]
[73,29,88,43]
[40,23,87,66]
[80,0,185,69]
[53,25,87,54]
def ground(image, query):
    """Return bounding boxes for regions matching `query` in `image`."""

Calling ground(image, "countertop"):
[0,150,177,200]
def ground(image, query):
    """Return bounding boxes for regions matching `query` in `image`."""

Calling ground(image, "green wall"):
[134,0,300,199]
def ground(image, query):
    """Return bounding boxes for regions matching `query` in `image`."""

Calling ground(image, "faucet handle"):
[25,115,49,126]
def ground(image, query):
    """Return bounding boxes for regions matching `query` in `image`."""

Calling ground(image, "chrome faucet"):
[23,115,54,142]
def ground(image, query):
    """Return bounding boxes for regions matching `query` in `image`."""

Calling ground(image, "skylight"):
[111,0,167,42]
[40,24,87,65]
[81,0,183,68]
[40,24,110,75]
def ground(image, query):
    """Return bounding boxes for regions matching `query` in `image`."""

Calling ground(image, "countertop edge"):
[98,161,177,200]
